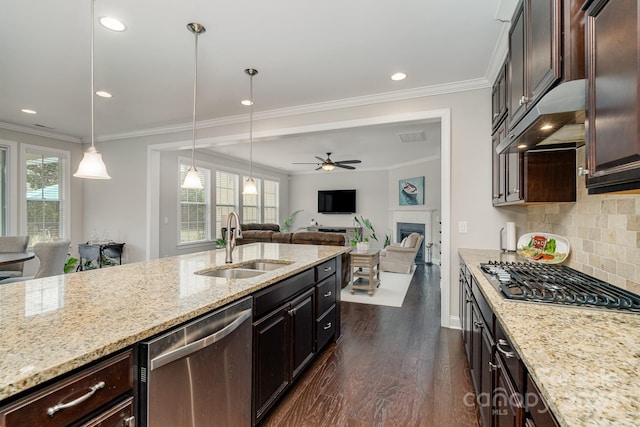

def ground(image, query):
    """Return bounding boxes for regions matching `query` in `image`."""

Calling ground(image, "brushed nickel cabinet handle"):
[324,291,332,297]
[497,339,515,359]
[473,321,484,329]
[323,322,332,330]
[47,381,105,416]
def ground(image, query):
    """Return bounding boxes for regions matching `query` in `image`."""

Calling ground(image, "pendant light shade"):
[181,22,205,190]
[242,68,259,195]
[74,0,110,180]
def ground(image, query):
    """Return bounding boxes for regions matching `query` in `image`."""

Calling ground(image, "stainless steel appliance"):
[480,261,640,313]
[139,296,253,426]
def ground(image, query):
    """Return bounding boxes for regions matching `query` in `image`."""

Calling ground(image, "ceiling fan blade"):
[335,160,361,164]
[335,164,356,170]
[315,156,326,162]
[315,166,323,171]
[292,162,320,164]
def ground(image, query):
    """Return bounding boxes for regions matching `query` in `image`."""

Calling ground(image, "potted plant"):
[351,216,378,252]
[281,209,303,232]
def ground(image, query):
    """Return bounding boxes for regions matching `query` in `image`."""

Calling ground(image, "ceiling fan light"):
[322,163,335,171]
[74,146,111,179]
[242,177,258,195]
[182,166,203,189]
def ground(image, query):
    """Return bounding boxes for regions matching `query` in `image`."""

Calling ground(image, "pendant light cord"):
[191,29,199,169]
[249,72,253,179]
[91,0,95,149]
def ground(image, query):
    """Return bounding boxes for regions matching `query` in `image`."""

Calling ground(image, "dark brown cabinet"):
[252,257,341,426]
[585,0,640,194]
[459,258,560,427]
[508,0,584,128]
[0,350,135,427]
[493,147,576,206]
[492,123,508,204]
[492,60,509,131]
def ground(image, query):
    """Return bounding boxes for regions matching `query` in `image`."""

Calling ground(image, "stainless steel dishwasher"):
[139,296,252,426]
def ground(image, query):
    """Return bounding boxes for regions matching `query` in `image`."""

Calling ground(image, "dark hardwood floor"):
[261,264,480,427]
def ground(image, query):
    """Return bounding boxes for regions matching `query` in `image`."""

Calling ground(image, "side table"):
[350,249,380,296]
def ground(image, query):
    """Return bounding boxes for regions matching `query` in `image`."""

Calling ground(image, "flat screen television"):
[318,189,356,214]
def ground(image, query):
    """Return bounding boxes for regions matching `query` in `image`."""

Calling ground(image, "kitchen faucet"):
[225,212,242,263]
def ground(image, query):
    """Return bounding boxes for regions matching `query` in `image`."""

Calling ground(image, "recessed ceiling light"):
[518,144,527,149]
[541,124,553,130]
[21,108,37,114]
[241,99,253,106]
[390,72,407,81]
[99,16,126,32]
[96,90,112,98]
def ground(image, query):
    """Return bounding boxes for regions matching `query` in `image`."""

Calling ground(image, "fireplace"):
[396,222,425,263]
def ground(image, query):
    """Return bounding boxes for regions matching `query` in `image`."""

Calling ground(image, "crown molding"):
[99,78,490,142]
[0,121,82,143]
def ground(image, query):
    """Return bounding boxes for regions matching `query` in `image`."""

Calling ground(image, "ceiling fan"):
[293,152,362,171]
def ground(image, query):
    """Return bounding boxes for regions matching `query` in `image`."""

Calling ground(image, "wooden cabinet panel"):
[316,305,336,352]
[290,289,316,380]
[509,2,527,126]
[492,123,508,205]
[506,151,523,203]
[78,396,134,427]
[585,0,640,194]
[492,60,509,131]
[527,0,561,104]
[316,275,336,316]
[526,373,560,427]
[494,355,525,427]
[0,351,133,427]
[253,305,290,422]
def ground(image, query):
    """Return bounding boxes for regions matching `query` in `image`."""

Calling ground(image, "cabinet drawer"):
[1,350,133,427]
[316,258,336,282]
[316,275,336,315]
[254,269,315,319]
[471,277,494,334]
[316,305,336,351]
[78,396,134,427]
[495,321,524,393]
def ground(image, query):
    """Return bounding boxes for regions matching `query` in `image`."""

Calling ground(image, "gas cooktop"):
[480,261,640,313]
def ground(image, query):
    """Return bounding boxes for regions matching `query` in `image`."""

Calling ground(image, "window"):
[263,179,279,224]
[242,176,261,223]
[215,170,239,239]
[24,147,69,244]
[179,163,210,243]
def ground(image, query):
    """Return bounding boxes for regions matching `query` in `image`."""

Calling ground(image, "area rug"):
[341,269,415,307]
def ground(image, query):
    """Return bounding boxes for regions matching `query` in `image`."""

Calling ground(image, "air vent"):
[34,123,55,129]
[398,131,425,143]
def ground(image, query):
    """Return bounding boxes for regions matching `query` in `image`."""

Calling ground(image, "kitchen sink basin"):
[194,259,293,279]
[196,268,266,279]
[238,260,293,271]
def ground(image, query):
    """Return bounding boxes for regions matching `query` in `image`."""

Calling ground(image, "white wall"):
[289,170,388,249]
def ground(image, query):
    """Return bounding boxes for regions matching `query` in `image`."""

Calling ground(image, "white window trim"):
[0,139,19,235]
[177,157,212,247]
[20,144,71,247]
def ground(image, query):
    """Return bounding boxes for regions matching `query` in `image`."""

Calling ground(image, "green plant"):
[64,256,78,273]
[216,238,227,247]
[384,234,391,248]
[282,209,303,232]
[351,216,378,246]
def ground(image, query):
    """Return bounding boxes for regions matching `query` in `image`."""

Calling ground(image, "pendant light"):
[74,0,111,179]
[242,68,258,195]
[181,23,206,189]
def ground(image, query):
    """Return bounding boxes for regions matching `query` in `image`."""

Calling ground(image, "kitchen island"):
[0,242,348,404]
[459,248,640,427]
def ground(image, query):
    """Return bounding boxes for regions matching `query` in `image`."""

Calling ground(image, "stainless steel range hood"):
[496,79,586,154]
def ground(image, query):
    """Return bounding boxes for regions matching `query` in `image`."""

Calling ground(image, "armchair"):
[379,232,424,274]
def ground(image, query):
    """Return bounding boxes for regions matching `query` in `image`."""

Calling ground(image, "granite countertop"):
[459,248,640,427]
[0,243,348,403]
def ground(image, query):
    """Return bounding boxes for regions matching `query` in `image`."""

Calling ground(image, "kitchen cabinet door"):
[290,288,316,380]
[508,2,527,127]
[585,0,640,194]
[492,60,508,131]
[492,122,508,205]
[526,0,561,106]
[494,355,525,427]
[505,151,523,203]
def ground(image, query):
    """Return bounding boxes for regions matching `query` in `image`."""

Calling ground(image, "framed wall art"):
[399,176,425,205]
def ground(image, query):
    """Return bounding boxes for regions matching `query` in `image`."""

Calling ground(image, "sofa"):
[221,223,350,287]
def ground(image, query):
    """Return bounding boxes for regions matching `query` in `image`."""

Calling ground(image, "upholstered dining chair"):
[0,240,70,284]
[0,235,30,279]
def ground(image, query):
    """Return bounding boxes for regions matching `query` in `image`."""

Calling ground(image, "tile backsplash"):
[525,147,640,293]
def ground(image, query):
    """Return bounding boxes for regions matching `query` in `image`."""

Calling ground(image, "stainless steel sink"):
[196,268,266,279]
[194,259,293,279]
[239,260,293,271]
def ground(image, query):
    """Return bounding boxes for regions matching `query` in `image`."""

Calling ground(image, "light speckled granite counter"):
[459,248,640,427]
[0,243,348,403]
